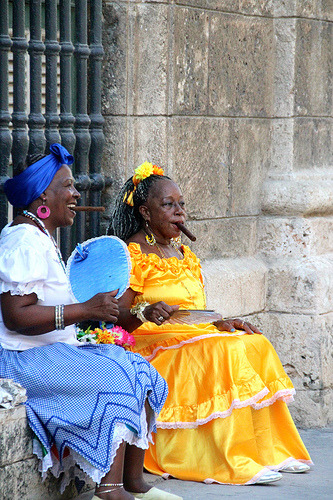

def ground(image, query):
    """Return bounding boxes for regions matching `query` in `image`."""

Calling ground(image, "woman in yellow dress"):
[110,162,312,485]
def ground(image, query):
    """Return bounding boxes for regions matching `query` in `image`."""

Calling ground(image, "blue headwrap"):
[4,143,74,208]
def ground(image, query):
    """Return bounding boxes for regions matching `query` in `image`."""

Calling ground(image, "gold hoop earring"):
[144,221,156,246]
[145,233,156,246]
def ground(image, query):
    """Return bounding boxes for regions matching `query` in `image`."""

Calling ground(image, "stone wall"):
[100,1,333,427]
[0,380,94,499]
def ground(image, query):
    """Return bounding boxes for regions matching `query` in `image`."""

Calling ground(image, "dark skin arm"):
[1,290,119,336]
[118,288,179,333]
[117,290,261,335]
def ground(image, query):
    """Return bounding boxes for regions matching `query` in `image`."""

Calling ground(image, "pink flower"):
[77,324,135,349]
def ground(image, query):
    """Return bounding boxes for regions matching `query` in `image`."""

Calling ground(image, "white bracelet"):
[130,302,150,323]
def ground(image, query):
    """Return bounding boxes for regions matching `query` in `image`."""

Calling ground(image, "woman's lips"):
[172,221,184,228]
[67,204,77,215]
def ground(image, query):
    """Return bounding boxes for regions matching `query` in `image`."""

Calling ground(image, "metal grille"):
[0,0,105,260]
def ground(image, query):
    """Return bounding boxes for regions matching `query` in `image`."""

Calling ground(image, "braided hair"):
[108,174,171,241]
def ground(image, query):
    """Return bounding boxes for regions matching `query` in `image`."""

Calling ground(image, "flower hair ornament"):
[123,161,164,206]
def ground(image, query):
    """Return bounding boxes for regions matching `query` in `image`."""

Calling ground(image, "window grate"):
[0,0,105,260]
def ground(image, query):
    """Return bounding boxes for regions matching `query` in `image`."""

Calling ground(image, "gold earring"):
[171,235,181,248]
[145,233,156,246]
[144,221,156,246]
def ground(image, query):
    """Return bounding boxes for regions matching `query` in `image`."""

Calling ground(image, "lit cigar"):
[176,222,196,242]
[72,206,105,212]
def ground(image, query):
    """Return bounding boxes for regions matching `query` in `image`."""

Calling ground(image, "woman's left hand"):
[214,318,262,335]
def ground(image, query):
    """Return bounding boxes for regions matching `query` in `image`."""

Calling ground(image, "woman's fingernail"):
[231,328,236,332]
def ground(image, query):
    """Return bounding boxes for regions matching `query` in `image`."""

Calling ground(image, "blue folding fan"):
[67,235,131,302]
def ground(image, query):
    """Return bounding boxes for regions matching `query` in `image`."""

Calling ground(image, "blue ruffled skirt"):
[0,342,168,487]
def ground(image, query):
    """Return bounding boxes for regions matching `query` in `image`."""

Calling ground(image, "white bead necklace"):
[22,210,66,274]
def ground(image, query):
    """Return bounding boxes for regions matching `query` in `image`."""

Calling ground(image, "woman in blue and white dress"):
[0,144,180,500]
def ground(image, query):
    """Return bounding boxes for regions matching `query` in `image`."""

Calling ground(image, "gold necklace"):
[155,239,206,308]
[181,271,206,308]
[155,242,166,259]
[155,241,184,260]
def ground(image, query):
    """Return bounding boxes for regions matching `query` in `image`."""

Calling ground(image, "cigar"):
[72,206,105,212]
[176,222,196,242]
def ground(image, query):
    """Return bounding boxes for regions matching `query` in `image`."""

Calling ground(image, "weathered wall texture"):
[101,0,333,427]
[0,402,92,499]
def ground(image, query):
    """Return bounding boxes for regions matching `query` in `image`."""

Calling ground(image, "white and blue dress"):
[0,223,168,491]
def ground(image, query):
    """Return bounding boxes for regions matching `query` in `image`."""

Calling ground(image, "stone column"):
[256,11,333,427]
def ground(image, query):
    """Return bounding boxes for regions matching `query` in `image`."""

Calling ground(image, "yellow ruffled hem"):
[132,332,296,426]
[157,376,295,426]
[145,400,312,484]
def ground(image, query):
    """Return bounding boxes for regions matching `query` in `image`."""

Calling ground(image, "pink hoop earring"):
[37,205,51,219]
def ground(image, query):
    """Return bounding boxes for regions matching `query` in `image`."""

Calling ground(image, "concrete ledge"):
[0,405,93,499]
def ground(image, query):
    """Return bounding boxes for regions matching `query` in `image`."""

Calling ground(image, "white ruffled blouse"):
[0,223,79,351]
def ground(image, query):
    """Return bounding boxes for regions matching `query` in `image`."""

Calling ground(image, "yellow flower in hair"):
[133,162,154,185]
[124,161,165,206]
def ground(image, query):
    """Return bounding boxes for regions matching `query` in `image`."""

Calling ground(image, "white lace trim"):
[203,467,273,486]
[0,281,45,300]
[157,387,269,429]
[157,387,297,429]
[33,406,155,493]
[162,467,278,486]
[145,331,247,362]
[251,388,296,410]
[163,459,313,486]
[266,456,314,471]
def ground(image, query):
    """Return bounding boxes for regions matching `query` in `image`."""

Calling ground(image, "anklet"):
[100,483,124,487]
[97,483,123,494]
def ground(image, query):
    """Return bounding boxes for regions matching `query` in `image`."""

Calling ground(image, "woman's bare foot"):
[123,477,152,494]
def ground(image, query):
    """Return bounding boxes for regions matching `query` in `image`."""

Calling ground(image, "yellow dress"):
[128,242,312,485]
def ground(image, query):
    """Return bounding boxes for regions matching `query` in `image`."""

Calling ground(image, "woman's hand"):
[143,302,180,325]
[83,290,119,324]
[214,318,262,335]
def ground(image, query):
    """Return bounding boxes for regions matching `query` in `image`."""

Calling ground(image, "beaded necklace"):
[21,210,66,274]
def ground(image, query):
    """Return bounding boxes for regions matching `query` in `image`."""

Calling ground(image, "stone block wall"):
[0,405,80,499]
[0,381,93,499]
[100,1,333,427]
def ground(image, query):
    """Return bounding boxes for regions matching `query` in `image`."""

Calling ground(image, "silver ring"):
[158,316,164,322]
[240,321,244,328]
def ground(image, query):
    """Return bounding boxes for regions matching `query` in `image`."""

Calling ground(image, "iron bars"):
[0,0,12,229]
[0,0,106,258]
